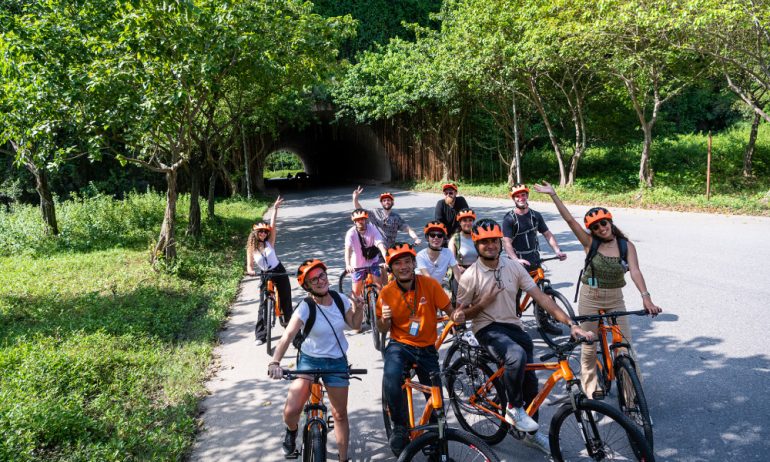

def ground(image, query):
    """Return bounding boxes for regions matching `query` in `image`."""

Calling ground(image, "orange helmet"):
[296,259,327,287]
[471,219,504,242]
[441,183,458,192]
[423,221,448,236]
[351,208,369,221]
[584,207,613,229]
[510,184,530,198]
[252,222,271,233]
[456,208,476,221]
[379,192,394,202]
[386,242,417,266]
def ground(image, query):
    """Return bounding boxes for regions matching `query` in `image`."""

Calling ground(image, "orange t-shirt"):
[376,275,451,348]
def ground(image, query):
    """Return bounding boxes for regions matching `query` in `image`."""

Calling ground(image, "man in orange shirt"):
[376,242,465,457]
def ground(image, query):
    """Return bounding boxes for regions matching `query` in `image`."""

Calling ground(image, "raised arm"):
[352,186,363,210]
[533,182,591,248]
[267,196,283,247]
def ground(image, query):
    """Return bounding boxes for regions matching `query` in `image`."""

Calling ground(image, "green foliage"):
[0,194,267,461]
[265,150,303,172]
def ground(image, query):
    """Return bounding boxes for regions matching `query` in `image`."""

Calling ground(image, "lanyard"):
[399,277,421,317]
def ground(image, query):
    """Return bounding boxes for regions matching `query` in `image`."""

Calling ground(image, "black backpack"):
[573,237,629,302]
[292,290,347,351]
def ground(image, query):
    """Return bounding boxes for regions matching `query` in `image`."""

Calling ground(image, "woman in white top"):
[246,196,292,345]
[416,221,463,284]
[269,259,364,462]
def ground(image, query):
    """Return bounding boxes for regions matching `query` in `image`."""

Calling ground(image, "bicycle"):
[338,266,386,354]
[258,270,289,355]
[445,337,655,461]
[281,367,367,461]
[381,366,501,461]
[517,255,576,349]
[573,309,654,448]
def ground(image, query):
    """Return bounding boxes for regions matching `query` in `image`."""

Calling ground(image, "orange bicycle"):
[445,337,655,461]
[381,367,500,461]
[573,309,654,448]
[517,256,576,348]
[338,266,386,354]
[281,367,367,461]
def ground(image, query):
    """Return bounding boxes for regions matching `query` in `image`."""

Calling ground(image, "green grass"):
[400,123,770,216]
[0,193,270,461]
[263,169,304,179]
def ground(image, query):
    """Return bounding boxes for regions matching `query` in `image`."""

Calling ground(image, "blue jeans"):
[475,322,539,418]
[382,340,440,428]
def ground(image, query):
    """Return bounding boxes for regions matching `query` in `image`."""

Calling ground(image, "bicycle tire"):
[265,297,274,356]
[536,287,575,349]
[367,289,383,352]
[549,398,654,462]
[382,387,394,440]
[441,340,461,372]
[305,421,326,462]
[446,356,508,444]
[615,356,654,448]
[337,269,351,294]
[396,427,501,462]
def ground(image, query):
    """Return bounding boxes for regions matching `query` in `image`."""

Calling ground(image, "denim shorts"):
[297,354,350,387]
[352,263,381,282]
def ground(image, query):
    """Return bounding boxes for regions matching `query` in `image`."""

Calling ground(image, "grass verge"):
[0,193,269,461]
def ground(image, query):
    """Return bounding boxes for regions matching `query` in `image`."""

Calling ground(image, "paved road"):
[191,186,770,461]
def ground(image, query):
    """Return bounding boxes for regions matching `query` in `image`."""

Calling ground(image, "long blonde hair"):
[246,229,267,264]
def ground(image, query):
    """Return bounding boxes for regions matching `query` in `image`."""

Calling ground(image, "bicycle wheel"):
[446,357,508,444]
[368,289,383,352]
[536,288,575,349]
[305,422,326,462]
[615,356,653,448]
[265,297,275,355]
[338,270,352,295]
[441,340,461,372]
[396,428,501,462]
[382,388,394,440]
[549,398,654,462]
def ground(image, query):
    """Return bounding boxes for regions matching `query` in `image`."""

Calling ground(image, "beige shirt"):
[457,256,537,333]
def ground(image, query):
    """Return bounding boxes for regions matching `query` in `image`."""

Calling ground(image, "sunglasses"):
[428,232,445,239]
[493,268,503,289]
[257,230,268,234]
[590,220,610,231]
[308,272,328,285]
[443,190,455,196]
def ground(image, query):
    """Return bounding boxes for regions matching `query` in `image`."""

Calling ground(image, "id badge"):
[587,277,598,288]
[408,317,421,337]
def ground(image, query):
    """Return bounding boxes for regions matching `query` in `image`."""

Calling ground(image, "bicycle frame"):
[396,369,446,441]
[517,268,545,313]
[595,310,634,382]
[259,272,282,320]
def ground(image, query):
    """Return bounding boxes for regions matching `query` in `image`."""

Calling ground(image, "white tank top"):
[253,241,280,271]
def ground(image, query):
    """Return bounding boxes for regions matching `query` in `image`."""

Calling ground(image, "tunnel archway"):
[265,121,391,186]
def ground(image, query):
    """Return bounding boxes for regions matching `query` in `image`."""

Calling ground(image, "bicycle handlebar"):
[281,368,368,379]
[539,256,562,263]
[572,309,648,323]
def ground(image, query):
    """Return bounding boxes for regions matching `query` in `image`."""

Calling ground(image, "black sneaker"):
[282,427,298,457]
[389,425,409,457]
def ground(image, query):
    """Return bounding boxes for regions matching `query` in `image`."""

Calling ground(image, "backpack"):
[506,209,540,238]
[292,290,347,351]
[573,237,629,302]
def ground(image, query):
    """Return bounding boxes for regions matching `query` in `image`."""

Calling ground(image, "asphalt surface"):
[190,185,770,461]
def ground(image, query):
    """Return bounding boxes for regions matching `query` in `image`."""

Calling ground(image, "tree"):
[0,0,110,234]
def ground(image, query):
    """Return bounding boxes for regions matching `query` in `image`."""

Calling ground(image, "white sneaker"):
[522,431,550,456]
[505,406,539,432]
[255,339,266,346]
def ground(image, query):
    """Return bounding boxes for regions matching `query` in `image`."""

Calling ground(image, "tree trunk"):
[529,76,567,186]
[639,123,654,187]
[25,162,59,236]
[744,112,760,177]
[511,93,522,186]
[187,156,202,238]
[153,169,178,263]
[207,170,216,220]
